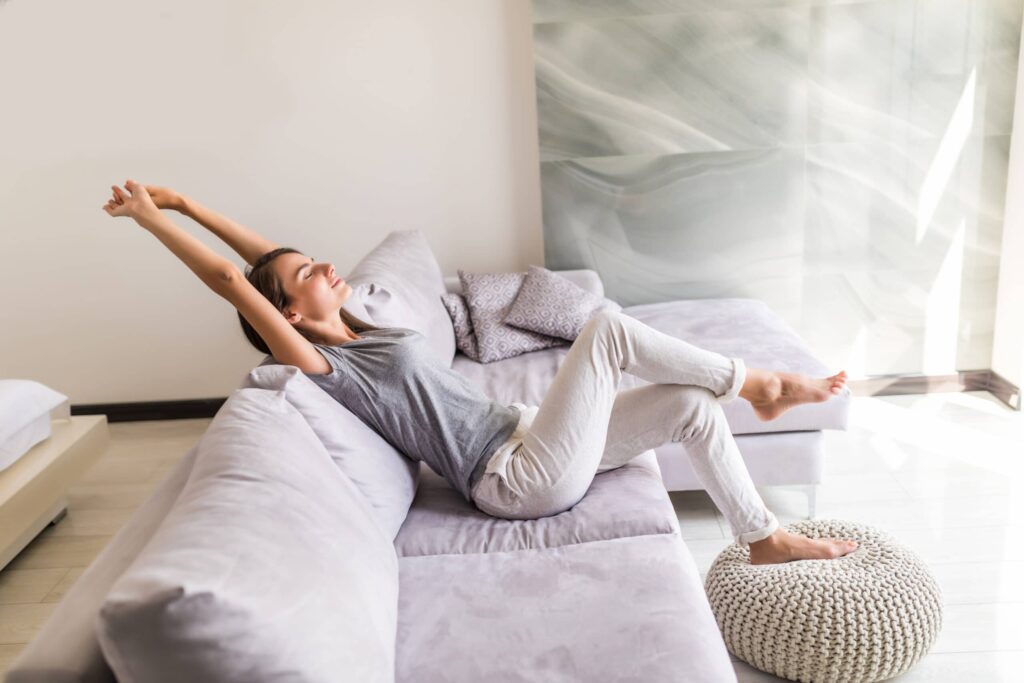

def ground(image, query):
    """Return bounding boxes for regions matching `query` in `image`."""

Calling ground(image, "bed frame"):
[0,415,109,570]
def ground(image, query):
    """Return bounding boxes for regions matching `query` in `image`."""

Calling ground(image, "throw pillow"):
[458,270,567,364]
[96,388,398,683]
[504,265,623,341]
[345,230,456,367]
[242,363,419,540]
[440,292,481,361]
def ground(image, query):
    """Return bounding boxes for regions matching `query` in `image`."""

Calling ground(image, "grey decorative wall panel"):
[533,0,1022,376]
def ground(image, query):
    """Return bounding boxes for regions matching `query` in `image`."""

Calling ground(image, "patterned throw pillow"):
[504,265,623,341]
[440,293,481,362]
[458,270,567,364]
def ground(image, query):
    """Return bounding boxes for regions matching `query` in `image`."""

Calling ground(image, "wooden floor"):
[1,391,1021,679]
[0,418,210,670]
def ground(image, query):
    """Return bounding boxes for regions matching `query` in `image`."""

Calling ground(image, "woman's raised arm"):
[141,184,281,267]
[103,180,237,292]
[180,194,281,267]
[101,180,331,375]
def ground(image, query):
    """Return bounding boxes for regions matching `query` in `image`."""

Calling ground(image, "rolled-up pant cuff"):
[719,357,746,403]
[735,511,779,548]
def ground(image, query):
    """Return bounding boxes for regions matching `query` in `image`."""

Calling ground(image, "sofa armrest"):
[443,268,605,297]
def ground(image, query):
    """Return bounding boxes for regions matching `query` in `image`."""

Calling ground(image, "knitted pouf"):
[703,519,943,683]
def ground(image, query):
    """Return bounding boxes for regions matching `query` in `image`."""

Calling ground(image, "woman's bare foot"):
[748,528,859,565]
[741,369,848,421]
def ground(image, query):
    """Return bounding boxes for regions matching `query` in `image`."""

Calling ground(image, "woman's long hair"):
[237,247,382,355]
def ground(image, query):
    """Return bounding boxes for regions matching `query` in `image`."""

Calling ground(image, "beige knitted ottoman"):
[704,519,943,683]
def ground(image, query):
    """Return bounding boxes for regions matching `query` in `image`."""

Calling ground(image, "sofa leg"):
[806,485,817,520]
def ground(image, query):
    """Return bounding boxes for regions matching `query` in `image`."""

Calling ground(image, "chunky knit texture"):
[704,519,943,683]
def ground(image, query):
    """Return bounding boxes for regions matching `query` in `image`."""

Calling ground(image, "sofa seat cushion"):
[451,298,850,436]
[393,450,678,557]
[395,533,737,683]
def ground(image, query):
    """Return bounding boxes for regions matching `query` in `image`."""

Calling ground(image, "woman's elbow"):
[208,263,243,293]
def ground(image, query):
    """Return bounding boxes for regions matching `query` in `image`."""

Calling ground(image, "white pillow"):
[242,364,419,540]
[96,388,399,683]
[0,380,70,470]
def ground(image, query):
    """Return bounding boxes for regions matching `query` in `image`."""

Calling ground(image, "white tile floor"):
[670,391,1024,681]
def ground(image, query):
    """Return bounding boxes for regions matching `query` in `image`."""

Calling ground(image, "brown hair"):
[237,247,382,355]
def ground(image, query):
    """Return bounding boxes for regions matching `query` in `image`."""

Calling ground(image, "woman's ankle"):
[739,369,781,403]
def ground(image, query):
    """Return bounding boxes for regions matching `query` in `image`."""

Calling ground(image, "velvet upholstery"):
[395,533,737,683]
[95,389,399,683]
[395,450,677,558]
[242,364,419,540]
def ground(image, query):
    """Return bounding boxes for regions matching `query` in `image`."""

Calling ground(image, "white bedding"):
[0,413,53,471]
[0,379,70,472]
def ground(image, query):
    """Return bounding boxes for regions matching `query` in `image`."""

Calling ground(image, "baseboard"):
[71,398,227,423]
[71,370,1022,422]
[984,371,1022,411]
[849,369,1021,411]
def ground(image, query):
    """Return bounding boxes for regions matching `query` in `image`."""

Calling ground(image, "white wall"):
[0,0,543,404]
[994,11,1024,393]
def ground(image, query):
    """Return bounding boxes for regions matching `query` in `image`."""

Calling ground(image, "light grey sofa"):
[5,386,737,683]
[6,230,846,681]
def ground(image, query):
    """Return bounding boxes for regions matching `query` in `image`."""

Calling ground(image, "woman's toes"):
[836,540,858,556]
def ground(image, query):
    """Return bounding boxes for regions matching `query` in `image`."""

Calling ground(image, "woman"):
[102,179,857,565]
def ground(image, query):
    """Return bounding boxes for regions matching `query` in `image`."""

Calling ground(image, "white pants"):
[470,309,780,547]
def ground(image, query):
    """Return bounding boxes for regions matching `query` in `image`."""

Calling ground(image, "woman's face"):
[272,251,353,325]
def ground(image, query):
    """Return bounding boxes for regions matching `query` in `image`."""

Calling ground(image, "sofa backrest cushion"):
[96,388,399,683]
[345,229,456,367]
[243,363,419,540]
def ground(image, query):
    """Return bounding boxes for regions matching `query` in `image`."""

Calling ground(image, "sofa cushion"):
[394,449,677,557]
[451,298,850,435]
[96,389,399,683]
[395,533,737,683]
[345,229,456,367]
[504,265,622,341]
[243,363,419,541]
[459,269,567,363]
[440,292,481,361]
[340,281,376,324]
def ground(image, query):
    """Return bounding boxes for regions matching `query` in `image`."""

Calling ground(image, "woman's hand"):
[102,179,161,223]
[144,184,185,212]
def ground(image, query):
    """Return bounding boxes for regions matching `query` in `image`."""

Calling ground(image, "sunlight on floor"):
[672,391,1024,682]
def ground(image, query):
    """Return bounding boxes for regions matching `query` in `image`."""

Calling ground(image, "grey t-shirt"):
[299,327,521,502]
